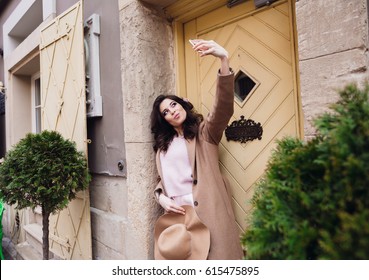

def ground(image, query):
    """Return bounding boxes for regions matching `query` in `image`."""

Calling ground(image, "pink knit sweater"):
[159,136,194,206]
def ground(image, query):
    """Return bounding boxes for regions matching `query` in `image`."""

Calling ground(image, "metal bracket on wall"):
[84,14,103,118]
[227,0,278,9]
[254,0,278,8]
[117,159,127,177]
[227,0,246,8]
[225,115,263,143]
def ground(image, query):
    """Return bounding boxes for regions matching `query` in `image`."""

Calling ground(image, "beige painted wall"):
[296,0,369,140]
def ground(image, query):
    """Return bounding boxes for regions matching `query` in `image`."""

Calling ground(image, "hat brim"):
[154,205,210,260]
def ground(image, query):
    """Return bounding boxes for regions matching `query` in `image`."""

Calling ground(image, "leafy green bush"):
[0,130,91,259]
[242,83,369,259]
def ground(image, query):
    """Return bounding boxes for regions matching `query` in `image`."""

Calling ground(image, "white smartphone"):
[189,39,197,47]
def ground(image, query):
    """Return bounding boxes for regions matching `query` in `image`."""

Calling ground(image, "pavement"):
[2,237,16,260]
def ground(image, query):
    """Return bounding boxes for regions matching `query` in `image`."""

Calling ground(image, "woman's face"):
[159,98,187,131]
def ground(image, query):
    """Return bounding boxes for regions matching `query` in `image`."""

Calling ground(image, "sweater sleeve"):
[201,70,235,144]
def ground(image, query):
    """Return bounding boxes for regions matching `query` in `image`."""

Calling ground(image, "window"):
[32,74,41,133]
[0,93,4,115]
[234,70,257,103]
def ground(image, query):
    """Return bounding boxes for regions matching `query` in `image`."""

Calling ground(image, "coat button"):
[193,179,198,185]
[194,201,198,206]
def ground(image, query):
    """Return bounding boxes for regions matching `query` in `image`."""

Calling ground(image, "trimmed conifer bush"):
[242,83,369,259]
[0,130,91,259]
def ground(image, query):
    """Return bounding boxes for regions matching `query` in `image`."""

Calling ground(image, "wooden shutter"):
[40,1,92,259]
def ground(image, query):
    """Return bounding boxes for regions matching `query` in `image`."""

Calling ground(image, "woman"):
[150,39,243,260]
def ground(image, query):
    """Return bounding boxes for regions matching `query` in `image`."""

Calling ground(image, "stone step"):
[16,224,58,260]
[15,241,42,260]
[23,223,43,256]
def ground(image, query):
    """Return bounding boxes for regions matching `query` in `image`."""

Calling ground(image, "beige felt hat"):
[154,205,210,260]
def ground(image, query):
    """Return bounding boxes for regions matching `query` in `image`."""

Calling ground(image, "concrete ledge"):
[90,207,127,253]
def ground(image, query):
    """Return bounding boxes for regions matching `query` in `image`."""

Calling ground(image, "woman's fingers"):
[168,204,186,215]
[193,40,209,53]
[159,194,186,215]
[192,39,228,58]
[174,205,186,215]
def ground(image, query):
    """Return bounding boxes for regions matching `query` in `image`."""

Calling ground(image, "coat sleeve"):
[153,151,167,203]
[201,70,235,144]
[154,178,164,202]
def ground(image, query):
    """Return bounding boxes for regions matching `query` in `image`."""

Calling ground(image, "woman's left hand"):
[158,193,186,215]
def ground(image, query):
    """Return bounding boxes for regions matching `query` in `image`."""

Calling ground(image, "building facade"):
[0,0,368,259]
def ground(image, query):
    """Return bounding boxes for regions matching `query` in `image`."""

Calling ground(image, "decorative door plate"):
[225,115,263,143]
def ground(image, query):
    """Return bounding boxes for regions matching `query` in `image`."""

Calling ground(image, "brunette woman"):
[151,39,243,260]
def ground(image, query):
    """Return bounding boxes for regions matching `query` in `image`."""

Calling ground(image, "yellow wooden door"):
[40,1,92,259]
[184,0,301,233]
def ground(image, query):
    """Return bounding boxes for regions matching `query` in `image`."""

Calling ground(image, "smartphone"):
[189,39,204,54]
[189,39,197,47]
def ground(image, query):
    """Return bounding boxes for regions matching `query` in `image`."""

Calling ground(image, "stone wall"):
[118,0,175,259]
[89,175,128,259]
[296,0,369,140]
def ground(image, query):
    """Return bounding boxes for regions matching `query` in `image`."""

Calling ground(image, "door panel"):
[40,1,92,259]
[184,0,301,233]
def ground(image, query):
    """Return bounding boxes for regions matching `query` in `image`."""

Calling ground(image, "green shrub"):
[242,83,369,259]
[0,130,91,259]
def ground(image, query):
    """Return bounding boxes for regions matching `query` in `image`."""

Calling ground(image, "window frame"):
[31,72,41,134]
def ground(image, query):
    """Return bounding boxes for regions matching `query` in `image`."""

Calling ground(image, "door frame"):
[166,0,304,232]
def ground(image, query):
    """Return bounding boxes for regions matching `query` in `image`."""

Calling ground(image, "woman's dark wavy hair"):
[150,95,203,152]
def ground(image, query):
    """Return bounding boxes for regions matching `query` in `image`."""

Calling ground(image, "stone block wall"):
[89,175,128,259]
[118,0,175,259]
[296,0,369,140]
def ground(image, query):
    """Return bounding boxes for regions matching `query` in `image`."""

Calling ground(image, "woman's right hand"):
[158,194,186,215]
[191,39,230,75]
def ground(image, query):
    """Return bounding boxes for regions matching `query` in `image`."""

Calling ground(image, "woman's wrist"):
[219,56,230,75]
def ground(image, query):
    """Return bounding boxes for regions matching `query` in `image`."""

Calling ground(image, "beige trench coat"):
[155,72,244,260]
